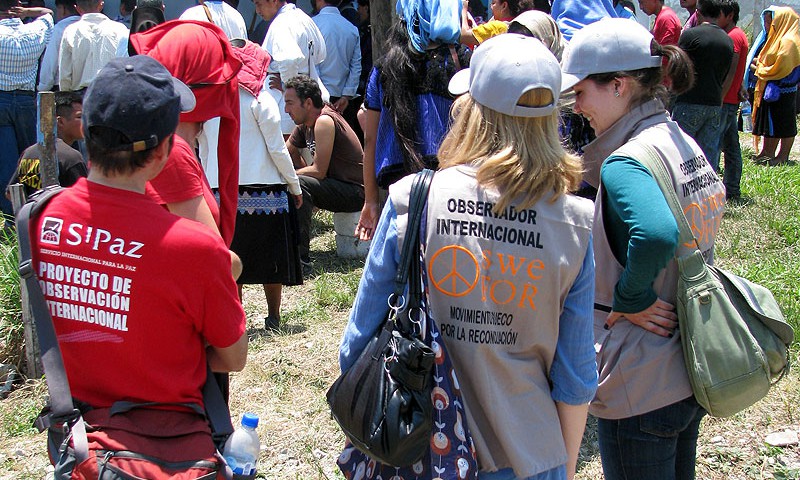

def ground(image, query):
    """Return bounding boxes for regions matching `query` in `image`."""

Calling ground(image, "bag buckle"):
[18,260,34,279]
[51,408,83,430]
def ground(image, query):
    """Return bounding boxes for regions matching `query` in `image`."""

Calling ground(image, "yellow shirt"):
[472,20,508,44]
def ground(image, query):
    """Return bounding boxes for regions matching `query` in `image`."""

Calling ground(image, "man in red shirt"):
[30,56,248,412]
[715,0,750,204]
[639,0,681,45]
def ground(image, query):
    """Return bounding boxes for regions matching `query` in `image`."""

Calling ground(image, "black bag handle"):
[392,169,434,302]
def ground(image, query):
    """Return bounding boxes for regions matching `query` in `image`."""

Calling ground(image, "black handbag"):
[326,169,436,467]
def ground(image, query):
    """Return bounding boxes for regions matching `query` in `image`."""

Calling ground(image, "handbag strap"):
[392,169,435,306]
[614,141,700,252]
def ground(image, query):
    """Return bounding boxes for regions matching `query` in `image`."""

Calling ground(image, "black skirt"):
[230,184,303,286]
[753,89,798,138]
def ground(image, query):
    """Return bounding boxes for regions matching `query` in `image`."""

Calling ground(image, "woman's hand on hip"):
[606,298,678,337]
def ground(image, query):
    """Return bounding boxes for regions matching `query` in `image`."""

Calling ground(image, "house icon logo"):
[40,217,63,245]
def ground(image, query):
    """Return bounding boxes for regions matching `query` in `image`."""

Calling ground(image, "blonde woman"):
[339,34,597,480]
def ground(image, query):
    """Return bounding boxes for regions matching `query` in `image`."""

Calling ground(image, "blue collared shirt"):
[313,6,361,98]
[0,14,53,91]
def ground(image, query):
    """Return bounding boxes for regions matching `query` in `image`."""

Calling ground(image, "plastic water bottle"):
[741,100,753,133]
[223,413,260,479]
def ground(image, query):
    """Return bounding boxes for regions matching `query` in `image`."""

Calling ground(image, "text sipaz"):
[65,223,144,258]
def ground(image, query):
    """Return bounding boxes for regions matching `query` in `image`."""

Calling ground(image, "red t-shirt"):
[31,179,245,408]
[723,26,749,105]
[653,6,681,46]
[146,135,221,229]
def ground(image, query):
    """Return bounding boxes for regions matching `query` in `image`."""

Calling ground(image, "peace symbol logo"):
[429,245,480,297]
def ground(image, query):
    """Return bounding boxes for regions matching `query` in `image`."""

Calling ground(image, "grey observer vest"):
[591,119,726,420]
[390,165,593,477]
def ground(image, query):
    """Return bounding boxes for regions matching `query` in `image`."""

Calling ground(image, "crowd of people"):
[1,0,798,478]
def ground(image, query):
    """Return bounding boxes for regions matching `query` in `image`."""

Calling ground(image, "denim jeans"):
[672,102,723,171]
[0,91,37,218]
[719,103,743,198]
[297,175,364,261]
[597,396,706,480]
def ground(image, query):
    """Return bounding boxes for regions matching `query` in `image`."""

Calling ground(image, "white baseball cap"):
[448,34,562,117]
[561,18,662,92]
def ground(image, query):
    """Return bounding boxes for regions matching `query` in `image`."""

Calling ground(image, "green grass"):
[716,146,800,345]
[0,228,24,370]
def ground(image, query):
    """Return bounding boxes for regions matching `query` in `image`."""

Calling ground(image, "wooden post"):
[38,91,58,189]
[9,185,41,379]
[371,0,397,63]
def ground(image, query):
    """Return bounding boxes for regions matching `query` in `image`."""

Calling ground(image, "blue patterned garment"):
[236,189,289,215]
[337,206,479,480]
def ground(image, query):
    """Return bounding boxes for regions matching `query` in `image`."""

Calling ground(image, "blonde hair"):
[438,90,583,213]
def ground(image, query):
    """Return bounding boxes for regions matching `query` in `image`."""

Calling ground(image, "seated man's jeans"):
[0,91,37,220]
[672,103,723,171]
[297,175,364,261]
[719,103,743,198]
[597,396,706,480]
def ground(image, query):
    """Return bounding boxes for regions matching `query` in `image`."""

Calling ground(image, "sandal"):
[754,155,774,165]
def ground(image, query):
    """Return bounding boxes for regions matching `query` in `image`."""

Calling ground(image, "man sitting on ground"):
[6,91,87,199]
[284,75,364,269]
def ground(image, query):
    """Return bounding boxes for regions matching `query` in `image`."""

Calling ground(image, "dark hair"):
[121,0,136,11]
[86,126,168,175]
[508,0,537,16]
[0,0,19,11]
[55,91,82,118]
[379,20,469,177]
[55,0,79,13]
[507,22,533,36]
[75,0,102,11]
[586,41,694,106]
[720,0,739,24]
[697,0,723,19]
[285,75,324,108]
[357,0,368,6]
[532,0,551,13]
[223,0,239,7]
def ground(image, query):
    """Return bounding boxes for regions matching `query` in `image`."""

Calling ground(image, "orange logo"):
[429,246,480,297]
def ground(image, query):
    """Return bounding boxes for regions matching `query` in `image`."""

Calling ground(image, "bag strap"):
[392,169,434,304]
[15,186,91,464]
[614,141,700,252]
[199,0,215,23]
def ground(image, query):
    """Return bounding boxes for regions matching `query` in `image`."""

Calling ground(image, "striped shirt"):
[0,14,53,91]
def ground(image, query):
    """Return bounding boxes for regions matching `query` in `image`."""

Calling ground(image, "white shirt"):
[313,6,361,98]
[37,15,79,91]
[58,13,129,91]
[261,3,327,134]
[179,1,247,40]
[199,88,301,195]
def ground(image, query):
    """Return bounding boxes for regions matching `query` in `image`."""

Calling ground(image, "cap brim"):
[448,68,471,96]
[560,72,583,92]
[172,77,196,113]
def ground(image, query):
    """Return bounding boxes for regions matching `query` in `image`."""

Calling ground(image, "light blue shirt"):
[312,6,361,98]
[0,15,52,91]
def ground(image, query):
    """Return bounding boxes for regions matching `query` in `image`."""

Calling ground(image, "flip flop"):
[754,155,774,165]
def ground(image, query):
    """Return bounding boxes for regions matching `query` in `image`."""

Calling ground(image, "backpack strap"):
[15,186,90,464]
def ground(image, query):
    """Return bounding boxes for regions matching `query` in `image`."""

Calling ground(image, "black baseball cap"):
[82,56,195,152]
